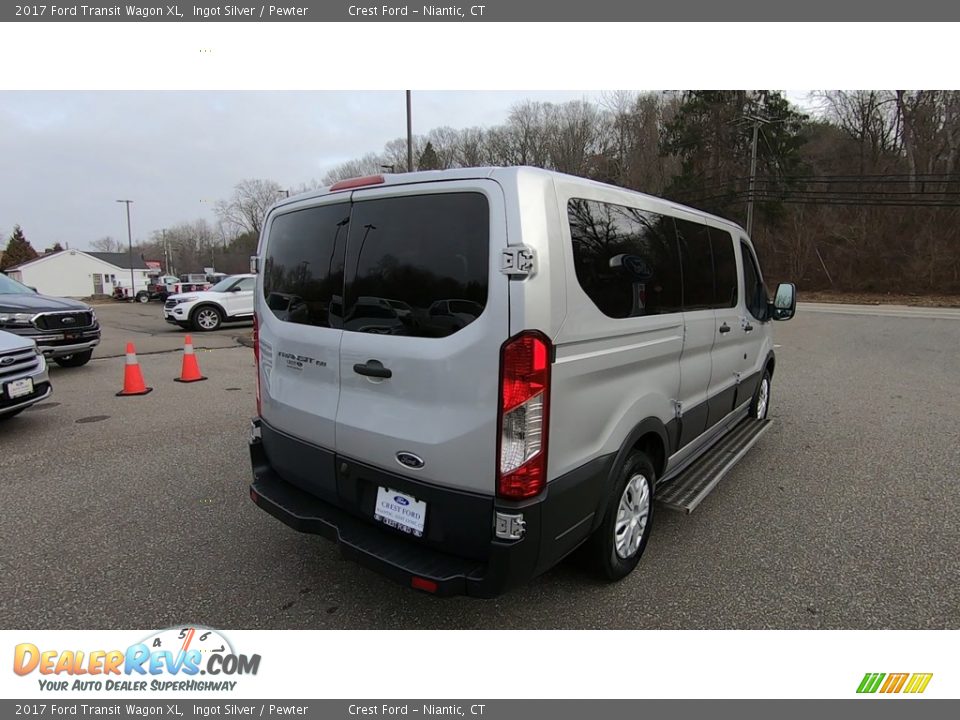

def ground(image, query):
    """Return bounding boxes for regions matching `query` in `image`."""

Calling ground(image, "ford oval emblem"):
[394,496,410,506]
[396,452,424,469]
[0,356,15,366]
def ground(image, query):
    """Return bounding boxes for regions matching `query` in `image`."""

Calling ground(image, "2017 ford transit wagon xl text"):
[248,167,797,597]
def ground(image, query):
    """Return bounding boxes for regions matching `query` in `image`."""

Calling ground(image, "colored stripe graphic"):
[857,673,885,693]
[857,672,933,694]
[903,673,933,694]
[880,673,909,693]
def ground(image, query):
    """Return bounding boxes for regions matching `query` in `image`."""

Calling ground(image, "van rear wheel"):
[587,450,655,581]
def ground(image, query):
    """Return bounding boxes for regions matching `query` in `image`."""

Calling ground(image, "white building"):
[4,250,152,298]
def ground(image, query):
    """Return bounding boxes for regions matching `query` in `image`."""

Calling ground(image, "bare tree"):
[455,126,487,167]
[818,90,900,172]
[215,179,284,237]
[322,153,386,185]
[545,100,604,175]
[90,236,124,253]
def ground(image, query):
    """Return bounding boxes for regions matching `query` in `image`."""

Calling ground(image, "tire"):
[586,450,656,581]
[0,409,24,422]
[750,369,771,420]
[191,305,223,332]
[136,292,150,303]
[54,350,93,367]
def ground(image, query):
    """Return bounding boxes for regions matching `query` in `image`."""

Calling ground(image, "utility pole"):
[116,199,135,301]
[406,90,413,173]
[746,120,760,237]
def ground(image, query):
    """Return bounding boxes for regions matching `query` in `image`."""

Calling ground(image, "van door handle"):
[743,322,754,332]
[353,359,392,379]
[718,323,731,334]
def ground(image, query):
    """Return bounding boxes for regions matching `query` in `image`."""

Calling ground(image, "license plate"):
[5,377,33,399]
[64,332,79,341]
[374,487,427,537]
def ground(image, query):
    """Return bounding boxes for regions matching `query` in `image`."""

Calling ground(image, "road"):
[1,303,958,629]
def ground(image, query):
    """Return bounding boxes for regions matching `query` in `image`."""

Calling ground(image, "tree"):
[417,141,440,171]
[322,153,388,185]
[215,179,284,237]
[1,225,38,269]
[662,90,807,221]
[51,242,64,252]
[91,236,124,253]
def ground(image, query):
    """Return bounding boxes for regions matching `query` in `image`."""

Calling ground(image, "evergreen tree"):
[662,91,807,221]
[1,225,38,270]
[417,141,440,171]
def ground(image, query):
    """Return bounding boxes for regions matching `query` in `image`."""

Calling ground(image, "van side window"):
[262,203,350,327]
[674,219,714,311]
[709,228,738,309]
[567,198,683,318]
[740,241,767,320]
[343,192,489,338]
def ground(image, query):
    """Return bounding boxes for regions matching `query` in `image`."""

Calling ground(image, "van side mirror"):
[771,282,797,321]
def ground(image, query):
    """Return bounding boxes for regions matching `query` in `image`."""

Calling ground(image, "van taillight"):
[253,313,261,416]
[497,331,551,499]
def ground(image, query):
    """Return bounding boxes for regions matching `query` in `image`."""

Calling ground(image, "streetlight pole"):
[116,199,135,301]
[406,90,413,173]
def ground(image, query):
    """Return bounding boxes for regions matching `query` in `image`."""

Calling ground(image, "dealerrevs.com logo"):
[857,672,933,694]
[13,627,261,692]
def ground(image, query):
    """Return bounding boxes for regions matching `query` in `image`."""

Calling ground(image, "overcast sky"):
[0,91,816,252]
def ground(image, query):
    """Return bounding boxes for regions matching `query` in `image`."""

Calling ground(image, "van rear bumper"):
[249,418,614,598]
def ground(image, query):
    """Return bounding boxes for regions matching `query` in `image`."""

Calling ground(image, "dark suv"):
[0,273,101,367]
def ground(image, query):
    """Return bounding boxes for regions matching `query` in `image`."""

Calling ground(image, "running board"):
[655,418,772,513]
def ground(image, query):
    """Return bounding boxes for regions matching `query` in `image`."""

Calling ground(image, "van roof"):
[276,166,744,234]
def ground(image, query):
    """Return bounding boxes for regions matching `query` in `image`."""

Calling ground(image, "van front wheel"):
[588,450,655,581]
[750,370,771,420]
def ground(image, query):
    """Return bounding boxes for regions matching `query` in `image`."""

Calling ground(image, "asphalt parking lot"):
[2,301,958,629]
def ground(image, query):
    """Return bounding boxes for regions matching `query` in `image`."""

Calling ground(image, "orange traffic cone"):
[174,335,207,383]
[116,342,153,396]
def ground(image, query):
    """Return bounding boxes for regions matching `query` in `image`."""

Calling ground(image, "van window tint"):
[674,219,714,311]
[262,203,349,327]
[568,198,682,318]
[343,192,489,338]
[709,228,738,308]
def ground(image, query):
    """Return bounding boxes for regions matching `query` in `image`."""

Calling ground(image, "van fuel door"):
[500,246,536,277]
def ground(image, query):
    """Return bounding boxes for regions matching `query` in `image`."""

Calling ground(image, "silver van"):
[248,167,797,597]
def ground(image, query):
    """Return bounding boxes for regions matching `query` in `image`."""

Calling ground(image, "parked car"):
[0,273,101,367]
[247,167,797,598]
[0,330,51,421]
[163,274,255,332]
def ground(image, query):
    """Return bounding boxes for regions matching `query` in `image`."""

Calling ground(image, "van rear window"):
[262,203,350,328]
[342,192,489,338]
[262,192,489,337]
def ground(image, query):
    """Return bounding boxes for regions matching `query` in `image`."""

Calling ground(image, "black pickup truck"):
[0,273,101,367]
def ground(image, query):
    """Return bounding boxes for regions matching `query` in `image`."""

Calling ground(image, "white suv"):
[163,274,255,332]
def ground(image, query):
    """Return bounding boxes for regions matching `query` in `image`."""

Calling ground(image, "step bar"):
[655,418,772,513]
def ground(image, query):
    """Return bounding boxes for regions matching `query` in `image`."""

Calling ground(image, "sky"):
[0,90,817,252]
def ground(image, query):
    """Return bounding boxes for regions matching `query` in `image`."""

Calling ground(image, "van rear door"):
[256,196,350,497]
[335,180,509,495]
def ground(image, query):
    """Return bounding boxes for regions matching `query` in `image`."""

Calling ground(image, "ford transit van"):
[248,167,796,597]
